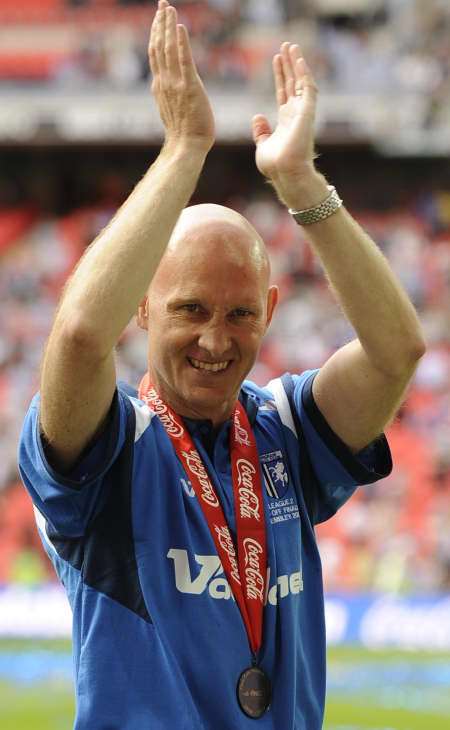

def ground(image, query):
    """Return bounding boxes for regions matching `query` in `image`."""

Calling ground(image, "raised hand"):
[148,0,215,153]
[252,43,318,189]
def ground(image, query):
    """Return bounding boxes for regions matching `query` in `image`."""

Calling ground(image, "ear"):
[136,295,149,331]
[265,285,279,330]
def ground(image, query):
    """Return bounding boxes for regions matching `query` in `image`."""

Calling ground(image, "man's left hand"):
[252,44,322,207]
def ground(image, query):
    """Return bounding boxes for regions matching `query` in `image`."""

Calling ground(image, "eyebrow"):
[167,296,262,311]
[166,296,201,309]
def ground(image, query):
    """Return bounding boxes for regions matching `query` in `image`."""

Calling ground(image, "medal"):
[237,666,271,719]
[139,375,270,717]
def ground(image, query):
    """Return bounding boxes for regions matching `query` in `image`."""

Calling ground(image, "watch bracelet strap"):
[288,185,343,226]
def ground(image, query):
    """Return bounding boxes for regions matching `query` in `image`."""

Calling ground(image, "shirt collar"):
[184,389,258,437]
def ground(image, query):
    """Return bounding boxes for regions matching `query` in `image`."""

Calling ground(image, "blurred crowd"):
[1,181,450,595]
[1,0,450,129]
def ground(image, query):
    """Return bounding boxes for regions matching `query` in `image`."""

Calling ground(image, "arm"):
[40,0,215,471]
[252,43,425,453]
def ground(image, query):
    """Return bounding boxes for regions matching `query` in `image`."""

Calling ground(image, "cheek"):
[240,327,264,351]
[150,325,194,360]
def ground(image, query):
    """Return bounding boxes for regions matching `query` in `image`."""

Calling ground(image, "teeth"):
[190,358,229,372]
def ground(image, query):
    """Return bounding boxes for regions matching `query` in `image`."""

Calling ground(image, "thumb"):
[252,114,272,146]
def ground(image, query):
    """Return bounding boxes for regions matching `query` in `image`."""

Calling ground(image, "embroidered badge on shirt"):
[260,451,290,499]
[260,451,299,525]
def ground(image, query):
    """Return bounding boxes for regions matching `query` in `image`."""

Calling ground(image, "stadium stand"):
[0,0,448,125]
[1,186,450,593]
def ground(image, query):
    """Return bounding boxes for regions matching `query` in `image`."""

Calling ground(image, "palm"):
[149,1,215,152]
[253,45,317,181]
[255,97,315,179]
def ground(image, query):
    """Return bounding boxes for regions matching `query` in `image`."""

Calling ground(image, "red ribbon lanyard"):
[139,374,267,656]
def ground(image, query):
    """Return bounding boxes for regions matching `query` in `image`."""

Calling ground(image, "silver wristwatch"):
[288,185,343,226]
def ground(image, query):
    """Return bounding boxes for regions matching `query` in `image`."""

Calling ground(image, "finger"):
[281,42,295,99]
[149,43,160,87]
[252,114,272,146]
[148,8,161,81]
[177,23,197,83]
[273,54,287,106]
[149,5,161,53]
[295,57,318,104]
[289,44,302,95]
[156,4,167,73]
[165,6,180,77]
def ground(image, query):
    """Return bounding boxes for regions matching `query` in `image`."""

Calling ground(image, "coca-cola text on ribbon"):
[243,537,265,601]
[145,388,185,438]
[236,458,261,521]
[181,450,219,508]
[214,525,241,585]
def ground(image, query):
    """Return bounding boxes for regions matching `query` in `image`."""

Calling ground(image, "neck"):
[143,371,238,427]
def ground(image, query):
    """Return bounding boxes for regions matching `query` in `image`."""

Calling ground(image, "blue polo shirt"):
[18,371,391,730]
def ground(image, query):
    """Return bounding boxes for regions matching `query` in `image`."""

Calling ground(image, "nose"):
[197,319,231,359]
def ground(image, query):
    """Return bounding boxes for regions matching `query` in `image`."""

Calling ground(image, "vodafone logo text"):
[167,549,303,605]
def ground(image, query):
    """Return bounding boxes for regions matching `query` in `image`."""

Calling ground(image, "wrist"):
[289,185,343,226]
[163,136,212,163]
[270,165,330,211]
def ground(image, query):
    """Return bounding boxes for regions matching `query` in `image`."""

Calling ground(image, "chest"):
[131,416,303,592]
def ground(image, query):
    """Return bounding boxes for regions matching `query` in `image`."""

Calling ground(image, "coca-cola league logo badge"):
[243,537,264,601]
[146,389,184,438]
[236,458,261,521]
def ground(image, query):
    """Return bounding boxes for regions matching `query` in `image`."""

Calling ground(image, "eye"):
[231,308,252,318]
[180,303,201,313]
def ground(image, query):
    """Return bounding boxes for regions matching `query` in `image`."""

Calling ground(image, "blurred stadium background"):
[1,0,450,728]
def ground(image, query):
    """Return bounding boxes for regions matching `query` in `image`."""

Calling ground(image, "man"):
[19,1,425,728]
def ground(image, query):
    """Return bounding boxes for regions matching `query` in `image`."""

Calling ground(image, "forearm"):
[253,43,424,379]
[38,2,216,470]
[52,144,207,356]
[276,170,425,377]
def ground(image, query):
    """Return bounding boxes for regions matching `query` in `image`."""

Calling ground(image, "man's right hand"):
[149,0,215,153]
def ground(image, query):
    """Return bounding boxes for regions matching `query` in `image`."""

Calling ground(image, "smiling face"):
[137,205,278,425]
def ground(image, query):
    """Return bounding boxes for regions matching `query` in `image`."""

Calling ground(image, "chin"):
[190,392,224,409]
[189,390,232,418]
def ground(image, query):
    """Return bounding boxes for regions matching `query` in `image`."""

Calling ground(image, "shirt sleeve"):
[17,387,132,537]
[292,370,392,524]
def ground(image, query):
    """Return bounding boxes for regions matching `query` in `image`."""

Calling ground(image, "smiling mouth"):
[187,357,231,373]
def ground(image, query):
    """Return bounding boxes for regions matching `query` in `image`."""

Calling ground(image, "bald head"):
[162,203,270,282]
[145,202,275,327]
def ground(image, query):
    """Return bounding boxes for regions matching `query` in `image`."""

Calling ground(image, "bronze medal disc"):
[237,666,271,719]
